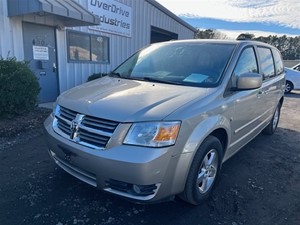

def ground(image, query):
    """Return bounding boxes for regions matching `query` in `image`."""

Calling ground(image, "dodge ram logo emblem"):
[70,120,79,139]
[69,114,84,140]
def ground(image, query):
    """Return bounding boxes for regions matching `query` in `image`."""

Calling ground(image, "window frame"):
[271,48,284,76]
[233,46,259,76]
[230,46,259,88]
[67,30,110,64]
[256,46,276,80]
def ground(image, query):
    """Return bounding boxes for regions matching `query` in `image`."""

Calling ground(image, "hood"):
[58,76,209,122]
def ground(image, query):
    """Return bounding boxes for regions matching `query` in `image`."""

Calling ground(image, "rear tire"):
[180,135,223,205]
[262,102,281,135]
[285,81,293,94]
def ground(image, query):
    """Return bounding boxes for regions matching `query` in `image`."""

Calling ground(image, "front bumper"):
[44,115,192,202]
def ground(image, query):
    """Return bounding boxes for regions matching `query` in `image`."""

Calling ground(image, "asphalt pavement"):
[1,92,300,225]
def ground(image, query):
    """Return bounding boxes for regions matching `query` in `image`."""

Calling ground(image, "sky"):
[156,0,300,39]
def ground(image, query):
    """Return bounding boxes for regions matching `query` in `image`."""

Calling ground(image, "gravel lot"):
[1,91,300,225]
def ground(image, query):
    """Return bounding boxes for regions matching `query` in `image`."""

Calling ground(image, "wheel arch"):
[210,128,228,156]
[170,117,230,195]
[180,115,230,155]
[286,80,294,89]
[279,96,284,107]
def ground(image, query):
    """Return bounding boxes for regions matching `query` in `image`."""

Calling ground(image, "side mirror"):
[237,73,262,90]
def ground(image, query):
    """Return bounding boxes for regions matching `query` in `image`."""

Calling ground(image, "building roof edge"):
[145,0,197,33]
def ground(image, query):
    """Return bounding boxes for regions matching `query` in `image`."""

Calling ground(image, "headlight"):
[124,121,181,147]
[52,102,59,116]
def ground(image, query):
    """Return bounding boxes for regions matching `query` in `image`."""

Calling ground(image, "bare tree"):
[195,29,229,39]
[236,33,255,40]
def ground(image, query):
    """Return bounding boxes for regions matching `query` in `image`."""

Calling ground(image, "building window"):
[67,31,109,63]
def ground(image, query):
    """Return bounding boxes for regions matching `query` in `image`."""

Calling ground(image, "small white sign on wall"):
[88,0,132,37]
[33,46,49,60]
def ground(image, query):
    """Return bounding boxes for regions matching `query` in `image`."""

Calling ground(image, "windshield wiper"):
[142,77,182,85]
[109,74,182,85]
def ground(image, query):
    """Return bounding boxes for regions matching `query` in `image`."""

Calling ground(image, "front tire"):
[262,102,281,135]
[180,135,223,205]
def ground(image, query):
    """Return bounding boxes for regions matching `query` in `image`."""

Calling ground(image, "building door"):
[23,23,59,103]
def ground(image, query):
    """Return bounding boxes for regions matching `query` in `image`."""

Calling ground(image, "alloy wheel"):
[285,83,291,93]
[197,149,218,194]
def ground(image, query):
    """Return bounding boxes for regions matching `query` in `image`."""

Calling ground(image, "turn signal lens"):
[154,124,180,142]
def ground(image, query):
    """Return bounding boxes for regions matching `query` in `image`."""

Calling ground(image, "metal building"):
[0,0,196,103]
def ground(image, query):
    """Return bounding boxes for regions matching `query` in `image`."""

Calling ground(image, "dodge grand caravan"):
[44,40,285,205]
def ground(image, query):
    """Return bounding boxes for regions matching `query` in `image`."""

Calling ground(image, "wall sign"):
[33,46,49,60]
[88,0,132,37]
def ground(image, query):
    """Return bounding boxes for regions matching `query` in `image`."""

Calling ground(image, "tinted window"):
[113,43,236,87]
[258,47,275,79]
[68,31,109,63]
[293,64,300,71]
[272,49,284,75]
[68,32,90,61]
[233,47,258,77]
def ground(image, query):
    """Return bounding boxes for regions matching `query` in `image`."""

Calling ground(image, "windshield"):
[112,42,236,87]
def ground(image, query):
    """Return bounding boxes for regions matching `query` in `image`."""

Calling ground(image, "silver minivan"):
[44,40,285,205]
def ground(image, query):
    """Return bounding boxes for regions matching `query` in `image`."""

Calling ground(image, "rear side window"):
[293,64,300,71]
[257,47,275,79]
[272,49,284,75]
[233,47,258,77]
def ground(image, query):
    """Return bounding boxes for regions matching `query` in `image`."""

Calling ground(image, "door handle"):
[53,63,57,73]
[257,90,266,98]
[258,90,268,95]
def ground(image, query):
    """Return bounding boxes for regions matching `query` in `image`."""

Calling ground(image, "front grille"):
[55,106,77,136]
[53,105,119,149]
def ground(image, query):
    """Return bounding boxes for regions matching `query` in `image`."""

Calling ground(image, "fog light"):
[133,184,141,194]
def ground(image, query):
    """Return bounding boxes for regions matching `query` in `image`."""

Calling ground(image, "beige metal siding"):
[0,0,23,59]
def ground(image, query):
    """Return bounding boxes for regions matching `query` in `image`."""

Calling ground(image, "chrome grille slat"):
[53,105,119,149]
[82,116,118,133]
[60,106,77,120]
[78,124,113,137]
[81,120,116,131]
[57,122,71,135]
[80,137,107,146]
[56,114,72,125]
[79,130,110,142]
[83,116,118,126]
[79,136,108,146]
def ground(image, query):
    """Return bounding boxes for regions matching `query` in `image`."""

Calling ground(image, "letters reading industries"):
[89,0,132,37]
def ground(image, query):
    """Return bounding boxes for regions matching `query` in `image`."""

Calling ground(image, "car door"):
[256,46,281,122]
[227,46,267,156]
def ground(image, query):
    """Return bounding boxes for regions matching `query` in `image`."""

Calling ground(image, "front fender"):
[182,115,231,154]
[169,115,231,194]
